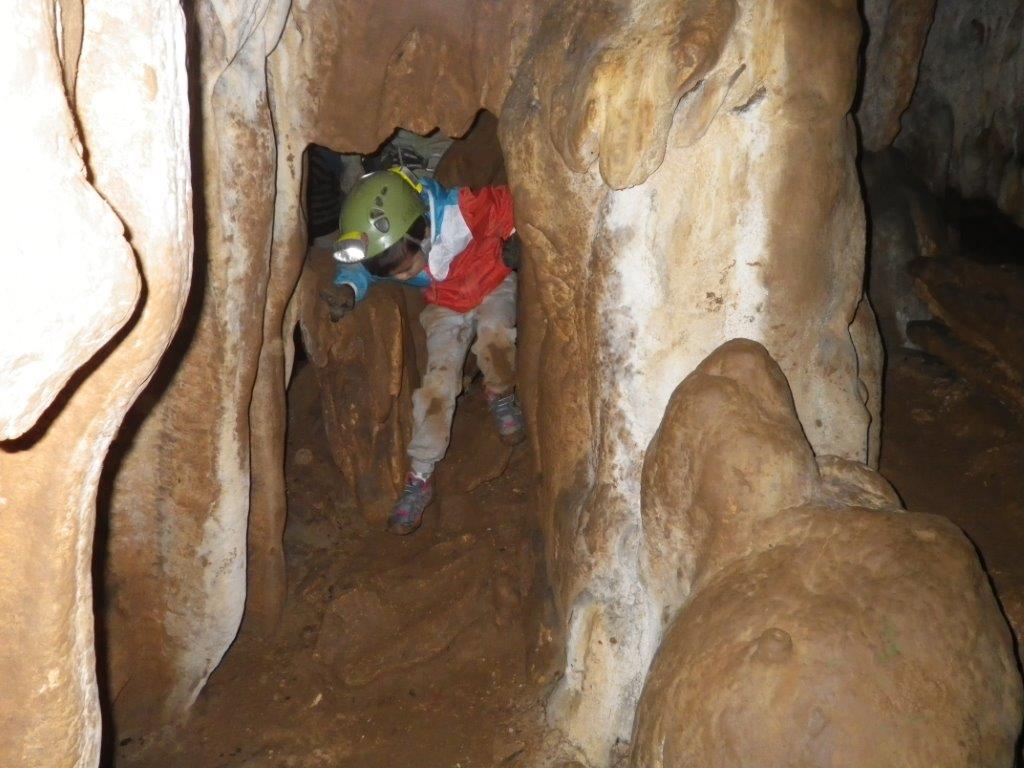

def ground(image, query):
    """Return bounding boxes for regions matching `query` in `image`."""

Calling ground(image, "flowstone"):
[630,340,1022,767]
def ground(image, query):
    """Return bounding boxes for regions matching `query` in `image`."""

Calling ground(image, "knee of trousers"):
[475,322,516,351]
[414,367,462,410]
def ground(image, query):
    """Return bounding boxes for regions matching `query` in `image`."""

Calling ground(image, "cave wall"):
[248,0,552,622]
[898,0,1024,222]
[859,0,1024,223]
[101,0,551,735]
[101,0,886,759]
[500,0,880,759]
[100,0,292,734]
[0,1,192,765]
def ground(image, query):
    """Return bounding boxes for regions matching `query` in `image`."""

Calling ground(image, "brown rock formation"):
[858,0,937,151]
[435,110,508,189]
[100,0,548,735]
[0,1,192,765]
[11,0,1019,764]
[909,257,1024,417]
[501,0,881,758]
[861,148,950,349]
[630,339,1022,767]
[98,0,292,736]
[860,0,1024,223]
[0,2,140,441]
[294,251,420,526]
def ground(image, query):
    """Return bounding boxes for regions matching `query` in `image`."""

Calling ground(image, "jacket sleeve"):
[333,261,429,301]
[333,262,373,302]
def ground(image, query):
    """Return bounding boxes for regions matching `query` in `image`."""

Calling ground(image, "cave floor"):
[115,344,1024,767]
[116,361,552,767]
[880,348,1024,648]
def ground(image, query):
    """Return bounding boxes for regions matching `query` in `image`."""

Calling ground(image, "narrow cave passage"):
[117,349,548,767]
[112,113,556,768]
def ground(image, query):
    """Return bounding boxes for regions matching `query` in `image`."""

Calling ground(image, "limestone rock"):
[815,454,902,509]
[296,249,420,527]
[858,0,937,151]
[502,0,880,758]
[0,1,140,440]
[435,110,507,189]
[0,1,192,764]
[99,0,292,736]
[629,340,1022,767]
[861,149,948,350]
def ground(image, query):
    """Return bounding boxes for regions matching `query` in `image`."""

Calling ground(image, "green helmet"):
[335,169,427,261]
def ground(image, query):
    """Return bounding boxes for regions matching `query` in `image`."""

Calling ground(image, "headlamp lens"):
[333,232,369,263]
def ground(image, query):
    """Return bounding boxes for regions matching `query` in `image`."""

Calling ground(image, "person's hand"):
[319,284,356,322]
[502,232,522,271]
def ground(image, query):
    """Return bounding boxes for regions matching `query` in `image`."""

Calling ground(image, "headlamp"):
[333,231,369,263]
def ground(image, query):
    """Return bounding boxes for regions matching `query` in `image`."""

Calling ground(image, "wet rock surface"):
[630,340,1022,767]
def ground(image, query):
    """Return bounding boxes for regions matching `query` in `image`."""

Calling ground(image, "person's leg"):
[472,273,525,445]
[389,303,473,536]
[389,303,474,535]
[472,273,518,393]
[407,304,474,476]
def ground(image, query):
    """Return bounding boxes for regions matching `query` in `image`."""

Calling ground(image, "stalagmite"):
[630,339,1022,766]
[501,0,882,758]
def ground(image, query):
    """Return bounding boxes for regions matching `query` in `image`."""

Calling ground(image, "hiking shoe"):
[485,389,526,446]
[386,473,434,535]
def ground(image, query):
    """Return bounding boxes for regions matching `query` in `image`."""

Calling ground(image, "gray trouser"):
[408,273,517,476]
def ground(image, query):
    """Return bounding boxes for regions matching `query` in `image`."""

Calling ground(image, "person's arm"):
[471,185,520,269]
[333,261,372,301]
[319,262,373,322]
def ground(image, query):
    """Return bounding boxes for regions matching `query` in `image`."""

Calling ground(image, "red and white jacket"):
[419,178,515,312]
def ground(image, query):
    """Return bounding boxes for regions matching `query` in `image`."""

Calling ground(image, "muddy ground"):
[880,348,1024,652]
[115,340,1024,767]
[116,361,555,768]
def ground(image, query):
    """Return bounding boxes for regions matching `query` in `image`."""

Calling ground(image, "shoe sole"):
[385,497,434,535]
[386,519,422,536]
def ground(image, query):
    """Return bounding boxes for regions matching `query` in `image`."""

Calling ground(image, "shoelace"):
[404,478,429,495]
[491,393,518,419]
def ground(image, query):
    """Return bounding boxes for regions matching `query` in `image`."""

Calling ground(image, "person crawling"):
[320,168,525,535]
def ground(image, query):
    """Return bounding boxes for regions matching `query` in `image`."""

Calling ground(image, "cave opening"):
[103,110,558,768]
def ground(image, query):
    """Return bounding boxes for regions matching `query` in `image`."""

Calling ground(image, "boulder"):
[295,250,420,527]
[630,340,1022,767]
